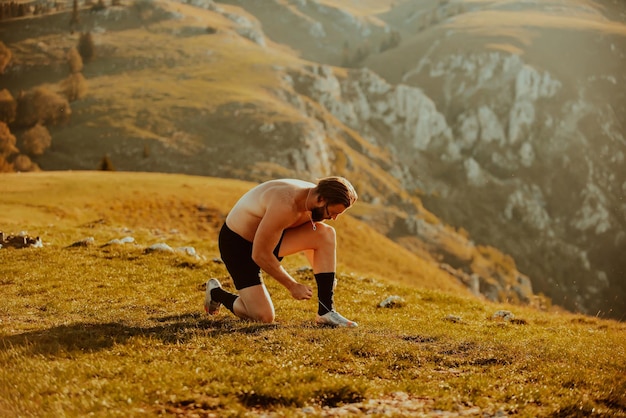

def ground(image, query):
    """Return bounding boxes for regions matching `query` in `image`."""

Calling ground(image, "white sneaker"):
[204,278,222,315]
[315,311,358,328]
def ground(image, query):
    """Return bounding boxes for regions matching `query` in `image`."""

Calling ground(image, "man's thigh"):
[278,222,331,257]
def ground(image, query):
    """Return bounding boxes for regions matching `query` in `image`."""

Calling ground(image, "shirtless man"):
[204,176,358,327]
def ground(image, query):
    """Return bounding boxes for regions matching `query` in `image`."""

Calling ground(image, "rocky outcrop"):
[286,43,625,317]
[286,64,540,305]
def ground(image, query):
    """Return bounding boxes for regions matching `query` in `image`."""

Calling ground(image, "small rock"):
[445,314,463,323]
[378,295,405,308]
[492,310,515,322]
[176,246,197,256]
[69,237,95,247]
[146,243,174,253]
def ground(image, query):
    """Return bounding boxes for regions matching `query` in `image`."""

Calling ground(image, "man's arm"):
[251,197,312,300]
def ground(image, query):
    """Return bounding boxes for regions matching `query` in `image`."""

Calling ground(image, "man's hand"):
[290,282,313,300]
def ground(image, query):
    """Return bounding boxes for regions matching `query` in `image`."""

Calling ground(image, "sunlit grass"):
[1,171,625,416]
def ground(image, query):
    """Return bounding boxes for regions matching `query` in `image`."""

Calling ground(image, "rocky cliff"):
[217,0,626,318]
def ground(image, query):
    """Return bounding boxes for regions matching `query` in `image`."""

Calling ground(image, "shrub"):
[99,155,115,171]
[78,32,95,63]
[0,41,11,74]
[67,46,83,73]
[21,123,52,156]
[0,156,13,172]
[60,72,88,102]
[0,89,16,124]
[0,121,18,157]
[13,154,40,172]
[15,87,71,127]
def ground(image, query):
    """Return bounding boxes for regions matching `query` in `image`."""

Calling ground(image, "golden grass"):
[444,9,626,38]
[1,171,625,417]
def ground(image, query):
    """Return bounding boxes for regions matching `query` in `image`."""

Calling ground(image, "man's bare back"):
[225,179,314,242]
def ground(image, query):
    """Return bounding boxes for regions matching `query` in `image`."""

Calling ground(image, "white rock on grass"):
[378,295,405,308]
[492,310,515,322]
[104,236,135,246]
[146,244,201,259]
[176,246,197,257]
[445,314,463,323]
[146,243,174,253]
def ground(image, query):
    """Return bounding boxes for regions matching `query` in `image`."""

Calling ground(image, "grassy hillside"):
[1,172,625,417]
[0,171,466,293]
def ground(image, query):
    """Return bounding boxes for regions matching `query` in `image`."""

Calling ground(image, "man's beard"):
[311,206,326,222]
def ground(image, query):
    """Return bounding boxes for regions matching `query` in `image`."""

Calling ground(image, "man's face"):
[311,203,348,222]
[310,204,328,222]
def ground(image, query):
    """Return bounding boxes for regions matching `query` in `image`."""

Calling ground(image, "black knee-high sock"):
[211,287,239,313]
[315,272,335,315]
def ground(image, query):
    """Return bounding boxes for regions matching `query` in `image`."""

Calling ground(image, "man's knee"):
[252,310,275,323]
[316,223,336,244]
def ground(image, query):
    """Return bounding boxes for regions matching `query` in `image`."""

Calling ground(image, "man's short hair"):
[316,176,358,207]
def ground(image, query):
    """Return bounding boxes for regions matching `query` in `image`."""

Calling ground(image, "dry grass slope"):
[1,171,625,417]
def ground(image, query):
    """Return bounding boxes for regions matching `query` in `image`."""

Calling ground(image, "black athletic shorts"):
[218,222,285,290]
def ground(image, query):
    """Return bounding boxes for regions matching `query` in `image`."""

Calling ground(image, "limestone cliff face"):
[286,65,536,306]
[402,47,625,317]
[286,44,625,317]
[228,0,625,318]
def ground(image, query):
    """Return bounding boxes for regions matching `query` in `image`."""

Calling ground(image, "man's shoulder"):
[263,178,314,188]
[257,179,313,195]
